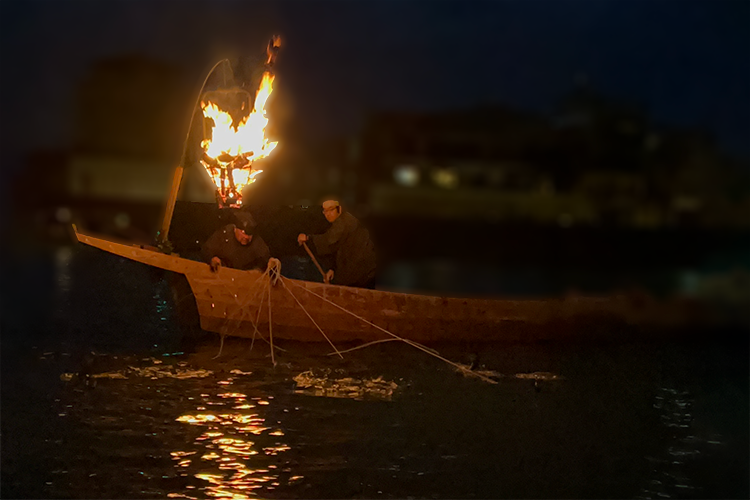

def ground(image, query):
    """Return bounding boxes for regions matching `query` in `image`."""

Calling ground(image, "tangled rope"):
[282,277,498,385]
[210,258,496,384]
[212,260,283,358]
[267,257,282,285]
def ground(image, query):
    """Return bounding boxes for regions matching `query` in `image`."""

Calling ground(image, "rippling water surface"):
[1,247,748,498]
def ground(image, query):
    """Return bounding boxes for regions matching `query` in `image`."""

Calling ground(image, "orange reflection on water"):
[172,388,298,498]
[263,445,291,456]
[171,451,197,458]
[218,393,247,399]
[177,414,220,424]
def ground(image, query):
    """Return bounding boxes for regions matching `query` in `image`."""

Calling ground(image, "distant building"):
[356,106,573,222]
[353,88,749,228]
[13,55,204,243]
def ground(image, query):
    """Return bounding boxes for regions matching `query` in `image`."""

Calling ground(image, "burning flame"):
[200,72,278,206]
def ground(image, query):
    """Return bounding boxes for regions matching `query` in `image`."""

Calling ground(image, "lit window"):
[394,165,420,187]
[431,168,459,189]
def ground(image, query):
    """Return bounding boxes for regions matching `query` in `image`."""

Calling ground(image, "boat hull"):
[73,228,733,343]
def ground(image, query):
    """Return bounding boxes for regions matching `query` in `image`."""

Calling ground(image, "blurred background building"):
[7,52,749,301]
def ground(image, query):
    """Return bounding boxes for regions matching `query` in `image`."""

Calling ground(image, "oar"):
[302,241,330,284]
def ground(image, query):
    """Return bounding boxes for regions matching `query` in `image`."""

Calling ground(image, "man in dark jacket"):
[297,200,376,288]
[202,212,271,272]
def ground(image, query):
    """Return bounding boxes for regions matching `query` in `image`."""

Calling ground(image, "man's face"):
[234,226,252,245]
[322,201,340,223]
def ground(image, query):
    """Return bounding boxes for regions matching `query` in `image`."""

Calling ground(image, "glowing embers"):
[200,72,278,208]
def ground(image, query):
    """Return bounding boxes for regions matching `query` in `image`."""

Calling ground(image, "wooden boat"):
[73,226,731,344]
[69,54,743,346]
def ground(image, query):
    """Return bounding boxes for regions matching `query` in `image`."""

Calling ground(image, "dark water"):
[1,246,748,499]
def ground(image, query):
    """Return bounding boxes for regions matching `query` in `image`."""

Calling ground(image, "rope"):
[279,278,343,358]
[213,267,286,357]
[220,272,267,341]
[221,270,268,338]
[267,274,275,366]
[327,338,397,355]
[212,334,226,359]
[244,274,287,353]
[209,267,266,359]
[205,261,492,384]
[326,338,439,356]
[267,257,282,285]
[284,278,498,384]
[249,275,267,353]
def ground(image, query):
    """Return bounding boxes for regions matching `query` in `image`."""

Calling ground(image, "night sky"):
[1,0,748,174]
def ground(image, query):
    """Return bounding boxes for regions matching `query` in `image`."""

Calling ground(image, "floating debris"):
[453,363,502,379]
[92,372,128,379]
[60,364,213,382]
[293,370,398,401]
[451,368,564,383]
[128,366,213,379]
[514,372,564,381]
[229,369,252,375]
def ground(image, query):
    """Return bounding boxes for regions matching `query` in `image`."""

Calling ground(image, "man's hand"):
[297,233,308,245]
[324,269,334,284]
[209,256,222,272]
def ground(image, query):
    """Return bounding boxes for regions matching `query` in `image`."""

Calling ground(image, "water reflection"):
[12,246,744,500]
[637,386,719,499]
[173,381,295,498]
[54,246,73,294]
[60,361,212,382]
[53,246,74,326]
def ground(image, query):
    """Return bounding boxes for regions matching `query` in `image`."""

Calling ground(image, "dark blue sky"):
[1,0,748,167]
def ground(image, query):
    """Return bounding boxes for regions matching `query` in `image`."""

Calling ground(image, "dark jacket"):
[201,224,271,271]
[312,211,376,287]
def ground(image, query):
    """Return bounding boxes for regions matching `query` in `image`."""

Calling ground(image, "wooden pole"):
[157,166,184,248]
[302,241,329,283]
[154,59,230,248]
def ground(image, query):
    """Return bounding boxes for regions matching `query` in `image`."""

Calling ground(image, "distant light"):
[114,212,130,229]
[394,165,420,187]
[56,207,72,223]
[558,213,573,227]
[431,168,459,189]
[680,272,701,295]
[645,134,661,151]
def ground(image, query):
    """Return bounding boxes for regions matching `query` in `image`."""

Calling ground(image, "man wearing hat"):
[202,212,271,272]
[297,199,377,288]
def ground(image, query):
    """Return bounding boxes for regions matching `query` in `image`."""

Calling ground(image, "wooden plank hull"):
[74,228,732,343]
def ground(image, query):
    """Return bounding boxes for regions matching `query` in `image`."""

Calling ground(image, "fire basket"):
[156,36,281,250]
[199,35,281,208]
